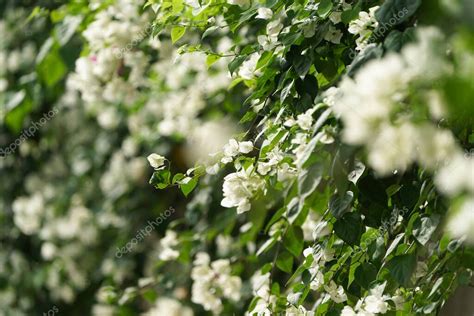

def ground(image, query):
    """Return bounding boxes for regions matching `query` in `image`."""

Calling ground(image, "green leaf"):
[37,47,67,87]
[172,173,185,184]
[149,169,171,189]
[317,0,333,18]
[206,54,221,68]
[202,26,219,39]
[280,79,294,103]
[375,0,421,26]
[333,212,363,246]
[293,54,312,78]
[384,30,404,51]
[413,215,440,246]
[172,0,184,14]
[384,233,404,259]
[240,110,257,123]
[276,251,294,273]
[257,50,274,69]
[341,6,361,24]
[329,191,354,219]
[180,177,198,197]
[385,253,417,286]
[355,262,378,290]
[298,162,323,201]
[228,55,247,75]
[171,26,186,43]
[283,226,304,258]
[256,237,278,256]
[4,92,33,133]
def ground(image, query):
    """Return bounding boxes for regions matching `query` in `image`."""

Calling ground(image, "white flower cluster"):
[68,0,150,118]
[303,246,337,294]
[333,28,455,174]
[323,1,353,45]
[221,139,254,164]
[341,283,403,316]
[143,297,193,316]
[332,27,474,243]
[68,0,230,138]
[247,271,275,315]
[12,193,44,235]
[191,252,242,314]
[446,198,474,244]
[221,165,265,214]
[158,230,180,261]
[152,50,231,136]
[348,6,379,51]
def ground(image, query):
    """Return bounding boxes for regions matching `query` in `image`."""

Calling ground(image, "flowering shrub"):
[1,0,473,315]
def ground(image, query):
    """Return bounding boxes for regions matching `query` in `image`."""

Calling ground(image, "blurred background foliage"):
[0,0,473,315]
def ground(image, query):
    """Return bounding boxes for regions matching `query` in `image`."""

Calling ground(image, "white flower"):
[184,0,200,9]
[266,19,283,37]
[296,108,315,130]
[216,235,233,256]
[191,254,242,313]
[97,107,120,129]
[227,0,250,8]
[309,266,324,290]
[147,153,166,169]
[324,281,347,303]
[323,87,340,107]
[158,230,180,261]
[402,27,447,79]
[251,271,271,299]
[277,163,297,182]
[446,198,474,244]
[144,297,193,316]
[221,139,254,163]
[329,11,342,24]
[257,8,273,19]
[415,125,457,169]
[0,78,8,92]
[348,6,379,51]
[206,163,220,175]
[239,141,254,153]
[238,53,261,80]
[185,119,238,164]
[436,153,474,196]
[364,295,388,314]
[41,242,57,260]
[257,162,272,175]
[285,305,310,316]
[258,35,279,51]
[341,306,357,316]
[367,122,417,175]
[12,194,44,235]
[221,166,264,214]
[223,139,240,157]
[324,25,343,44]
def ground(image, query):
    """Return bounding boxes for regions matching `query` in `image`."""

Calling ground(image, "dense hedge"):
[0,0,473,315]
